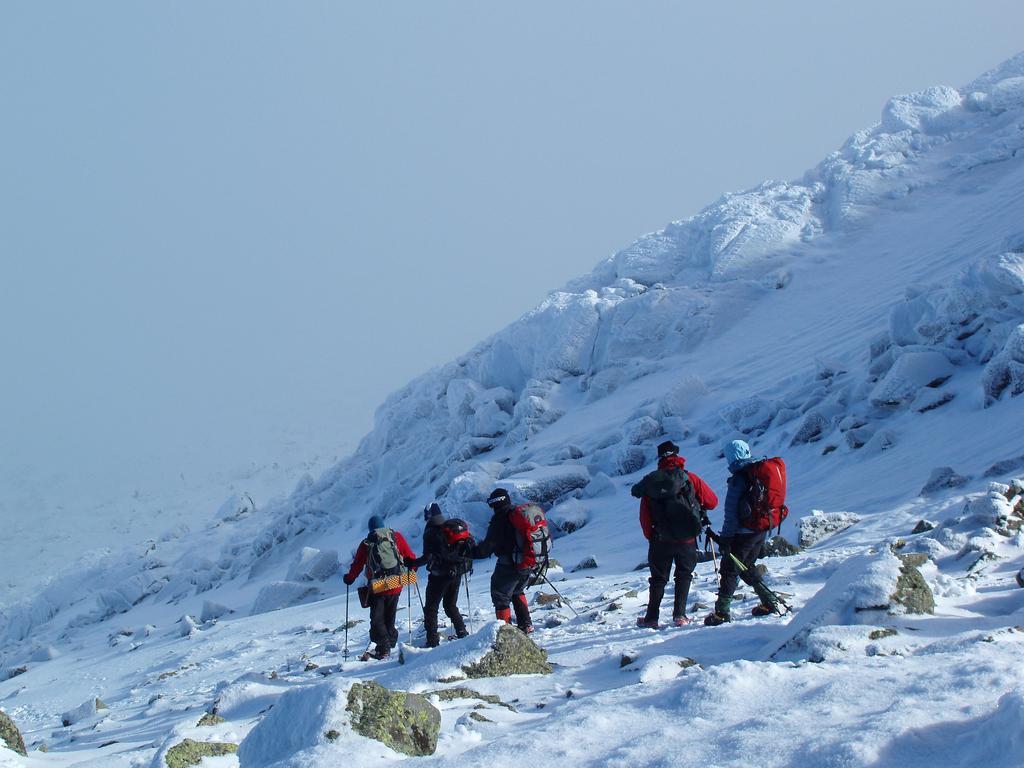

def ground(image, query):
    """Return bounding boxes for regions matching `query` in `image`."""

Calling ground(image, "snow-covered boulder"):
[0,709,27,756]
[61,697,107,727]
[285,547,339,583]
[200,600,232,623]
[237,679,440,765]
[29,645,60,662]
[571,555,599,572]
[982,324,1024,405]
[503,465,591,505]
[765,549,933,660]
[798,510,861,548]
[547,498,589,535]
[870,350,953,409]
[920,466,971,495]
[250,582,320,616]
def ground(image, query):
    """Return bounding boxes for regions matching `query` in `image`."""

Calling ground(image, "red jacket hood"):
[658,455,687,471]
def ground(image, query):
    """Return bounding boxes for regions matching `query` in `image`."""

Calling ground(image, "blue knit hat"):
[725,439,752,469]
[367,514,385,531]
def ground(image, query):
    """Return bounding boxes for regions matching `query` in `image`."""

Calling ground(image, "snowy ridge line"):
[3,54,1024,652]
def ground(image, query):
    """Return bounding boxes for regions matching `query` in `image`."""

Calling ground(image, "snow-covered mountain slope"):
[2,54,1024,768]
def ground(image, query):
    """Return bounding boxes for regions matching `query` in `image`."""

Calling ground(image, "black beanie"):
[487,488,511,508]
[423,502,443,521]
[657,440,680,458]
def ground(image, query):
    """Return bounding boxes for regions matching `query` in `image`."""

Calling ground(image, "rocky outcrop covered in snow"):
[462,625,552,679]
[798,511,861,548]
[0,709,26,756]
[346,681,440,757]
[165,739,238,768]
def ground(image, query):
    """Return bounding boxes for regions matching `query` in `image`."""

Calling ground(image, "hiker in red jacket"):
[631,440,718,628]
[343,515,417,660]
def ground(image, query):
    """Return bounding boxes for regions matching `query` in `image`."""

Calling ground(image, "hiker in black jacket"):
[631,440,719,628]
[470,488,535,634]
[406,503,470,647]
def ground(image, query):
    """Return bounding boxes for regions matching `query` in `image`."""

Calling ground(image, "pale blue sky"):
[2,1,1022,508]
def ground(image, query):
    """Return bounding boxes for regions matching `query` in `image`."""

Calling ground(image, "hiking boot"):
[519,624,535,635]
[360,645,391,661]
[753,582,780,615]
[673,616,691,627]
[703,611,731,626]
[424,635,441,648]
[636,616,660,629]
[454,629,470,639]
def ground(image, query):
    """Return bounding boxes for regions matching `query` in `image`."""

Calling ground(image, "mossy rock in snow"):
[426,687,516,711]
[763,535,801,557]
[346,681,440,757]
[0,709,27,756]
[196,711,225,727]
[462,625,552,678]
[164,738,237,768]
[892,554,935,614]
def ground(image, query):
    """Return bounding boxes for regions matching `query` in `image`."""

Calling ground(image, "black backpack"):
[643,468,702,540]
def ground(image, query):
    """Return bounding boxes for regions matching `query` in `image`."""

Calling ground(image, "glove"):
[705,528,721,544]
[404,556,418,568]
[718,536,734,559]
[700,510,711,529]
[343,573,355,586]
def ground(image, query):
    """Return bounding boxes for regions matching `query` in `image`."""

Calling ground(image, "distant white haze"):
[1,1,1022,605]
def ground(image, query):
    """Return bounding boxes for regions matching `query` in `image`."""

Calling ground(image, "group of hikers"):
[342,437,789,661]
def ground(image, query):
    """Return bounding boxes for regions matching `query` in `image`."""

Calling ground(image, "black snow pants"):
[490,562,533,631]
[369,592,400,652]
[718,530,768,603]
[424,572,467,644]
[644,536,699,623]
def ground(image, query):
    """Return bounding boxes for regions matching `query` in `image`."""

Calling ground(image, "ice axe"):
[541,573,581,617]
[726,551,792,616]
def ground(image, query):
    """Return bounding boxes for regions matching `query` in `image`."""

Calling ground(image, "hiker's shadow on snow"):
[864,689,1024,768]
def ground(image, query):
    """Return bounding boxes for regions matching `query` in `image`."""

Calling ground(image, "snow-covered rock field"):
[3,53,1024,768]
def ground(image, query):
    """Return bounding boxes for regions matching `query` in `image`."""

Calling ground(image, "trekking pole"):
[726,552,792,615]
[541,573,581,617]
[463,573,474,634]
[414,579,425,611]
[407,585,413,644]
[706,531,720,586]
[344,585,350,660]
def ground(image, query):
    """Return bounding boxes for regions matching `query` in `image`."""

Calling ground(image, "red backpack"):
[439,518,474,576]
[440,518,472,547]
[509,504,552,572]
[740,457,789,534]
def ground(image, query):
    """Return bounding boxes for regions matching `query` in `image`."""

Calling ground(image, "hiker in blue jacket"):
[704,439,781,625]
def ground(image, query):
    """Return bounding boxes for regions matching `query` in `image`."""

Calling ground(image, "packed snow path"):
[1,480,1023,767]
